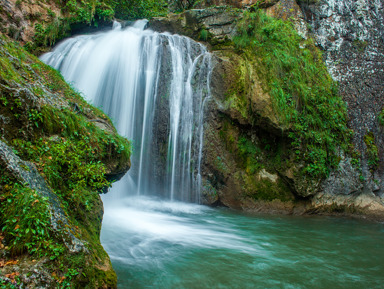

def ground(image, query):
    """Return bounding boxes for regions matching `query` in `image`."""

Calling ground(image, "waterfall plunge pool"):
[101,191,384,289]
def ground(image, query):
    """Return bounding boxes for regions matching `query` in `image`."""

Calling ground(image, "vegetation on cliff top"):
[233,9,351,180]
[16,0,168,53]
[0,35,130,287]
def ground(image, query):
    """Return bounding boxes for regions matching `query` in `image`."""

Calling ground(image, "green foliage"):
[58,268,79,289]
[111,0,168,20]
[0,36,130,286]
[233,10,351,179]
[33,18,70,48]
[25,0,167,53]
[169,0,198,12]
[64,0,167,22]
[64,0,115,25]
[378,109,384,126]
[200,28,209,41]
[237,136,262,174]
[10,104,131,212]
[15,0,22,9]
[0,181,64,257]
[364,132,379,171]
[0,278,19,288]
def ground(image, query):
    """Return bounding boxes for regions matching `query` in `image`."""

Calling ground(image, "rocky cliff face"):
[297,0,384,212]
[152,1,384,218]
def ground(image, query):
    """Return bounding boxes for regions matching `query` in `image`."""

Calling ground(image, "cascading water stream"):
[41,20,212,202]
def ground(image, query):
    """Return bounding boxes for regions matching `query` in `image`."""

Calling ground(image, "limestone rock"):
[322,157,363,196]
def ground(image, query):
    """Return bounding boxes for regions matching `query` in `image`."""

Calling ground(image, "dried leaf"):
[5,260,18,266]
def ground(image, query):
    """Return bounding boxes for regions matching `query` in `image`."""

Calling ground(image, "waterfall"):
[41,21,212,202]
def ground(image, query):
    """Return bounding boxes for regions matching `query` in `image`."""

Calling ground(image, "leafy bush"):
[33,18,70,48]
[64,0,115,25]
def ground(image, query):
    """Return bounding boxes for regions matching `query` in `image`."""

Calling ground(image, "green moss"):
[237,136,263,174]
[225,58,249,119]
[243,175,294,202]
[364,131,379,171]
[378,109,384,126]
[233,9,351,180]
[353,39,368,52]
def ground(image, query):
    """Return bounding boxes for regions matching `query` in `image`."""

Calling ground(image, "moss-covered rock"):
[195,6,355,212]
[0,34,130,288]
